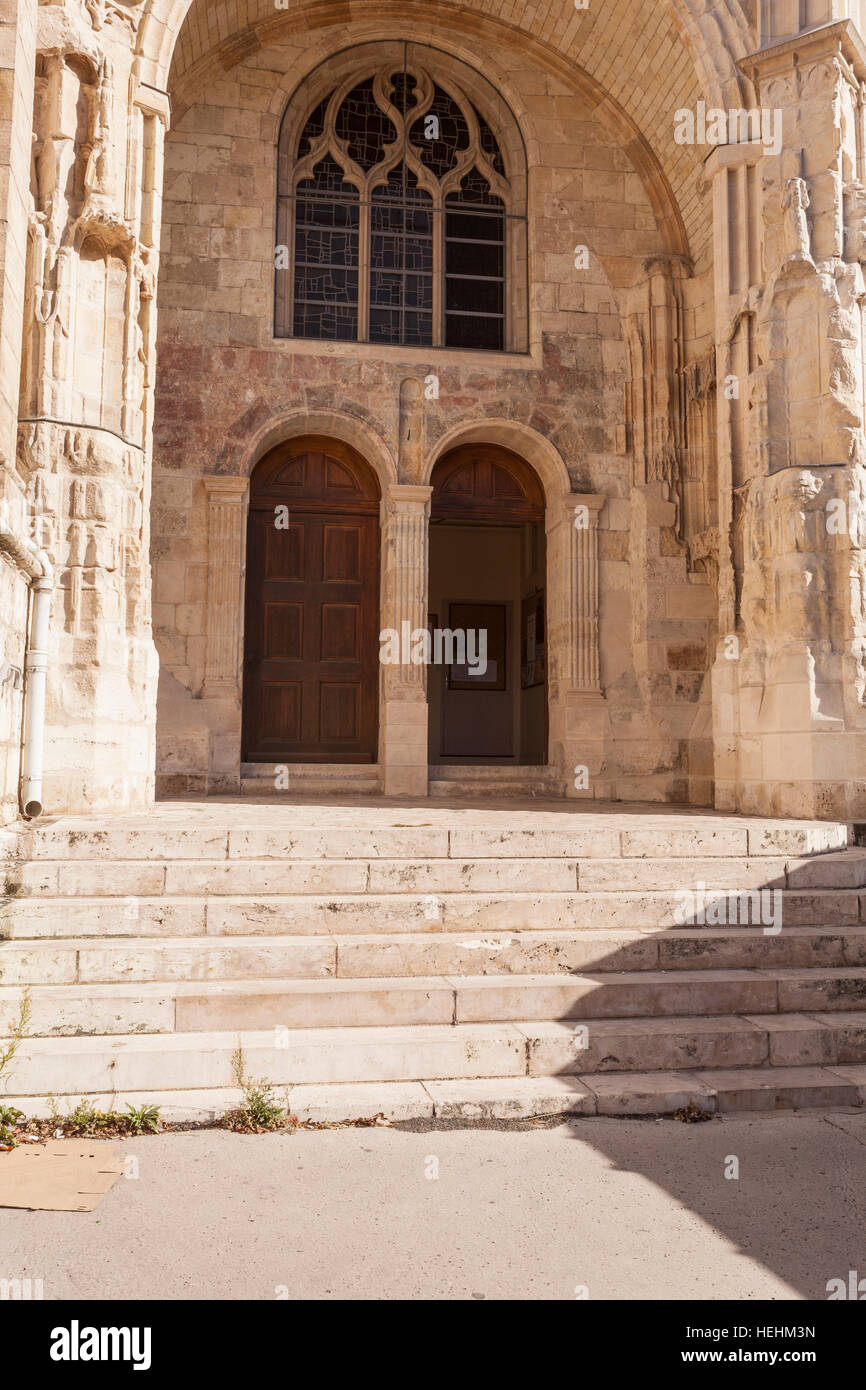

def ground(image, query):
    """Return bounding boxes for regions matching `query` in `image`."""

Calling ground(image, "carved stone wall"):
[711,19,866,817]
[9,0,166,812]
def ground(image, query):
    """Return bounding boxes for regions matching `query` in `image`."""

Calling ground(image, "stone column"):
[705,138,765,810]
[567,496,604,694]
[380,483,431,796]
[548,493,606,797]
[197,476,248,792]
[203,478,248,699]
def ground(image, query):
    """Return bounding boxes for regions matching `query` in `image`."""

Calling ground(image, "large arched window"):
[276,57,523,352]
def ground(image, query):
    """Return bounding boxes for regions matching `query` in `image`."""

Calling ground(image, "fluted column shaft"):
[203,476,248,697]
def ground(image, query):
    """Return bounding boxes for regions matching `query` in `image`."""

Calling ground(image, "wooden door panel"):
[323,523,362,581]
[321,604,359,662]
[266,524,303,579]
[260,682,302,748]
[263,602,302,660]
[243,441,379,763]
[431,445,544,523]
[320,683,361,743]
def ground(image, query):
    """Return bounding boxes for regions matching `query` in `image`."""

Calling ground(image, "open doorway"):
[427,445,546,766]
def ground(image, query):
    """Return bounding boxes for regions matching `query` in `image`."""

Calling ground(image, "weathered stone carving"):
[781,177,815,267]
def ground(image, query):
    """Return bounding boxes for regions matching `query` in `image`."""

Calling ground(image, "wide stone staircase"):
[2,800,866,1122]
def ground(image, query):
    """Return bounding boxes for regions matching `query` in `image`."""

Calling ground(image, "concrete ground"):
[2,1109,864,1301]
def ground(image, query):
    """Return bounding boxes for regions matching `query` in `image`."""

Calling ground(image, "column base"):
[381,698,429,798]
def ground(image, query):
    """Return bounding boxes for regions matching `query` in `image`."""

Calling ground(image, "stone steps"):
[10,850,866,896]
[428,767,563,799]
[3,888,863,938]
[5,1021,866,1118]
[10,1068,866,1123]
[2,802,864,1119]
[4,966,866,1037]
[239,763,381,797]
[6,816,850,862]
[4,927,866,985]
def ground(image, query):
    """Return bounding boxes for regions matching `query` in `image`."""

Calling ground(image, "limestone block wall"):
[152,26,716,803]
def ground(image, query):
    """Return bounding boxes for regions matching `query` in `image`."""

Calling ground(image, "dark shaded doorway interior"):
[428,444,547,765]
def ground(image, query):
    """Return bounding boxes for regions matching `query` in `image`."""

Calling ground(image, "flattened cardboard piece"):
[0,1140,126,1211]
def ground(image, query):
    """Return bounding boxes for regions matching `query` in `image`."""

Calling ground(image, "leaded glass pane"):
[293,156,359,340]
[445,169,505,351]
[474,106,506,177]
[370,165,433,346]
[336,79,397,171]
[297,95,331,158]
[409,85,470,179]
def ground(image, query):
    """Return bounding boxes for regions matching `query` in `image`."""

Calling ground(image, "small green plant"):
[44,1095,160,1137]
[227,1045,293,1132]
[65,1097,116,1135]
[0,1103,24,1148]
[124,1103,160,1135]
[0,987,32,1090]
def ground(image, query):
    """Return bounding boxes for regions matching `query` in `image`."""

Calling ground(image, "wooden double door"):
[242,438,380,763]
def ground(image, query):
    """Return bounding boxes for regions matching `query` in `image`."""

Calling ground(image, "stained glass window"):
[277,61,517,350]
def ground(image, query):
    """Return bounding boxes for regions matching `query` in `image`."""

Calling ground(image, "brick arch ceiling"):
[136,0,758,265]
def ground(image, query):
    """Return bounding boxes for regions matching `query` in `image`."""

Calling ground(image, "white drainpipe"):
[0,518,54,819]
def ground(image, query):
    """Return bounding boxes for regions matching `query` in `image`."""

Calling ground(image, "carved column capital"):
[203,476,250,502]
[383,483,432,517]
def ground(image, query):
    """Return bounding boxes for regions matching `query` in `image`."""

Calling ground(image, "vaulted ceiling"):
[136,0,759,267]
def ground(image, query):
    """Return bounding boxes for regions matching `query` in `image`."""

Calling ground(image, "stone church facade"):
[2,0,866,826]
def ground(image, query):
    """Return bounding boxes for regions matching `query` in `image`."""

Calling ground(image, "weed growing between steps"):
[220,1044,299,1133]
[674,1103,714,1124]
[0,1103,25,1148]
[0,1104,398,1146]
[1,1097,161,1147]
[0,1043,400,1146]
[0,987,32,1145]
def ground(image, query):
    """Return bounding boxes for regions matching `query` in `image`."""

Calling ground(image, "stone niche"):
[150,29,719,804]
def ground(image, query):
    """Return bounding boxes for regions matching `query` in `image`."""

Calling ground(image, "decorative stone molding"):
[565,495,604,694]
[203,476,248,698]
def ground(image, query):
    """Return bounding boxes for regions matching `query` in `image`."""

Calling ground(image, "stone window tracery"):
[276,61,520,351]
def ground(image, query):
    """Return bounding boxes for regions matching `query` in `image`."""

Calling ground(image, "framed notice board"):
[446,601,507,692]
[521,590,545,689]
